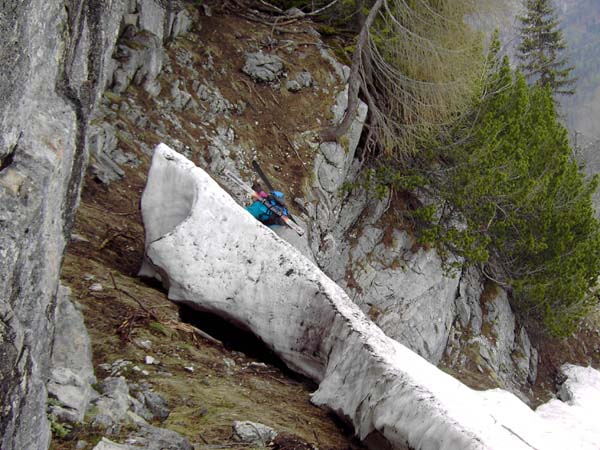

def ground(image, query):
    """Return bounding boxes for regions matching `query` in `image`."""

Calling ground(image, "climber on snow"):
[223,168,304,235]
[245,182,289,227]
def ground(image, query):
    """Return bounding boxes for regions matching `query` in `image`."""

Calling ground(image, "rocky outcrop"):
[111,31,166,96]
[0,1,127,447]
[139,143,578,450]
[242,52,285,83]
[48,285,96,423]
[0,1,191,448]
[349,230,461,364]
[445,268,539,399]
[88,375,173,434]
[294,58,538,393]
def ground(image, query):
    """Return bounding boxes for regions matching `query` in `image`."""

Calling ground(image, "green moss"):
[315,24,340,36]
[149,321,172,338]
[104,91,123,104]
[339,135,350,153]
[47,397,63,408]
[49,417,70,440]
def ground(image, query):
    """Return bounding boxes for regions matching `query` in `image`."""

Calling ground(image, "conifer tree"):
[517,0,576,97]
[320,0,484,157]
[411,44,600,336]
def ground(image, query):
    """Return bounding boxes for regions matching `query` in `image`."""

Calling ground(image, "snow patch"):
[140,144,600,450]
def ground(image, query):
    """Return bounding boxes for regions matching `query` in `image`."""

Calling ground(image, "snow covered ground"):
[140,144,600,450]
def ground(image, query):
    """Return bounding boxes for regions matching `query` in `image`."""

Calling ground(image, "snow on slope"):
[139,143,599,450]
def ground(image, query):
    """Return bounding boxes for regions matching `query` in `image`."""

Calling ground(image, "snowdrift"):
[140,144,598,450]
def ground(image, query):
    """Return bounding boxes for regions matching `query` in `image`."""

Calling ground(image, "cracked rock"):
[242,52,284,82]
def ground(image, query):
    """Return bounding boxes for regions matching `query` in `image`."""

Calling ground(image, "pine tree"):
[405,41,600,336]
[517,0,576,97]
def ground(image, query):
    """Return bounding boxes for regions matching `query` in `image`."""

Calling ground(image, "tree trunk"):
[319,0,384,142]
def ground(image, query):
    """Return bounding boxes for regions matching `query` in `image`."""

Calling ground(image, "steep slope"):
[55,4,369,449]
[48,1,600,448]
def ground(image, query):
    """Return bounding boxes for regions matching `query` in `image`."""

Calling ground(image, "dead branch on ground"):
[109,273,160,322]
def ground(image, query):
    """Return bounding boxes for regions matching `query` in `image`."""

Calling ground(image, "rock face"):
[445,268,539,398]
[139,143,571,450]
[298,79,462,368]
[347,230,461,365]
[48,285,96,423]
[294,61,538,395]
[0,1,190,448]
[0,1,126,447]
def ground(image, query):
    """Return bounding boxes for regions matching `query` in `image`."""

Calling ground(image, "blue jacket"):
[246,198,288,226]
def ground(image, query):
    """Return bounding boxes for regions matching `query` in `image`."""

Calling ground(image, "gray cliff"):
[0,1,189,448]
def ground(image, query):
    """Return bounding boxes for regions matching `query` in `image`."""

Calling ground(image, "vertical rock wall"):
[0,1,190,448]
[0,2,127,448]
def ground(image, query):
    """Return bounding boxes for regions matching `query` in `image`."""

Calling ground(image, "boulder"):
[138,0,168,42]
[137,0,192,43]
[93,438,130,450]
[88,123,126,184]
[138,143,575,450]
[130,387,170,422]
[168,9,193,41]
[126,423,193,450]
[91,424,192,450]
[286,71,313,92]
[169,80,193,110]
[242,52,284,82]
[91,377,134,432]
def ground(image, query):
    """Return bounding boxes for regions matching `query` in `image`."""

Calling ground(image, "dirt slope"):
[55,5,365,450]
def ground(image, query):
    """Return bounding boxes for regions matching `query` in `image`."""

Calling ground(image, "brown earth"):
[53,2,600,449]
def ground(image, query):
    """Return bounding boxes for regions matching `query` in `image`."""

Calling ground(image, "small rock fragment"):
[232,421,277,446]
[249,362,268,369]
[223,358,236,370]
[134,339,152,350]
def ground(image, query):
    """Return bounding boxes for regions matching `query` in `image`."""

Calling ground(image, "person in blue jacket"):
[246,183,289,227]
